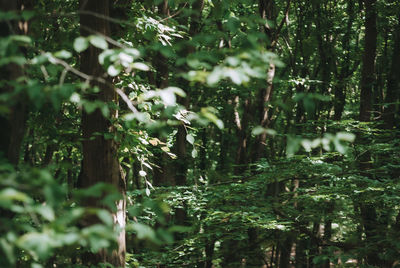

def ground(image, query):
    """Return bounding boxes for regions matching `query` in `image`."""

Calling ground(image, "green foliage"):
[1,0,400,267]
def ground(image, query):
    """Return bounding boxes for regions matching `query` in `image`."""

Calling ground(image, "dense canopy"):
[1,0,400,267]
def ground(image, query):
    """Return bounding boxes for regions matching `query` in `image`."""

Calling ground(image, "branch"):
[271,0,291,48]
[116,89,139,114]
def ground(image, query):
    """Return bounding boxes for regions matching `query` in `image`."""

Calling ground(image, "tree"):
[78,0,126,266]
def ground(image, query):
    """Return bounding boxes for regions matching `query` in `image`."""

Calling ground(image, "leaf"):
[17,232,57,260]
[165,86,186,97]
[107,65,121,77]
[149,138,159,146]
[159,89,176,106]
[145,180,154,189]
[132,62,150,71]
[129,223,155,240]
[161,146,170,152]
[336,132,355,142]
[186,134,195,145]
[21,10,35,20]
[252,126,265,136]
[0,238,15,264]
[10,35,32,44]
[54,50,72,59]
[0,188,31,203]
[36,205,55,221]
[191,148,198,158]
[207,67,222,85]
[226,68,242,85]
[286,135,301,157]
[200,108,224,129]
[124,48,140,58]
[301,139,312,152]
[97,209,113,226]
[118,52,134,64]
[89,35,108,50]
[73,37,89,53]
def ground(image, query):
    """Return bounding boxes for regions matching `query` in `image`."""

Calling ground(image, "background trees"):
[1,0,400,267]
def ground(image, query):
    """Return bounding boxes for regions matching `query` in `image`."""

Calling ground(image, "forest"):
[1,0,400,267]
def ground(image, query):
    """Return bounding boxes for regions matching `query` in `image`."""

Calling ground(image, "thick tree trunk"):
[279,235,293,268]
[0,0,31,166]
[359,0,377,122]
[79,0,126,266]
[358,1,384,266]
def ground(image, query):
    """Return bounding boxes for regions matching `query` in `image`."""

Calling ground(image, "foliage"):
[1,0,400,267]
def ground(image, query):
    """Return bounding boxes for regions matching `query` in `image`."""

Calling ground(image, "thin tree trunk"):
[334,1,355,120]
[383,13,400,129]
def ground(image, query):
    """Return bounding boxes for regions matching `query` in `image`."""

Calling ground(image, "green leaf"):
[132,62,150,71]
[166,86,186,97]
[89,35,108,50]
[336,132,355,142]
[186,134,195,145]
[0,188,31,203]
[10,35,32,44]
[107,65,121,77]
[97,209,113,226]
[129,223,155,240]
[54,50,72,59]
[17,232,57,260]
[21,10,35,20]
[36,205,55,221]
[252,126,276,136]
[0,238,15,264]
[252,126,265,136]
[191,148,198,158]
[73,37,89,53]
[159,89,176,106]
[301,139,312,152]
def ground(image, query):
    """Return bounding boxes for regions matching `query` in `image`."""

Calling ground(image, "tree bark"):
[334,2,355,120]
[359,0,377,122]
[79,0,126,266]
[383,13,400,129]
[0,0,31,166]
[358,1,384,266]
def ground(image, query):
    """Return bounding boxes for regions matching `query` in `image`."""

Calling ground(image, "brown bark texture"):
[0,0,32,166]
[79,0,126,266]
[359,0,377,122]
[383,13,400,129]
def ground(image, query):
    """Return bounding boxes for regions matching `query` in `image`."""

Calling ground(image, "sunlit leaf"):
[73,37,89,53]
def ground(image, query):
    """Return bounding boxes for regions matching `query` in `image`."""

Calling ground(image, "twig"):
[116,88,139,114]
[158,3,188,22]
[80,25,126,49]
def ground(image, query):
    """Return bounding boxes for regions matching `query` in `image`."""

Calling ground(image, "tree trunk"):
[279,235,293,268]
[334,1,355,121]
[0,0,31,166]
[359,0,377,122]
[358,1,383,266]
[383,13,400,129]
[79,0,126,266]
